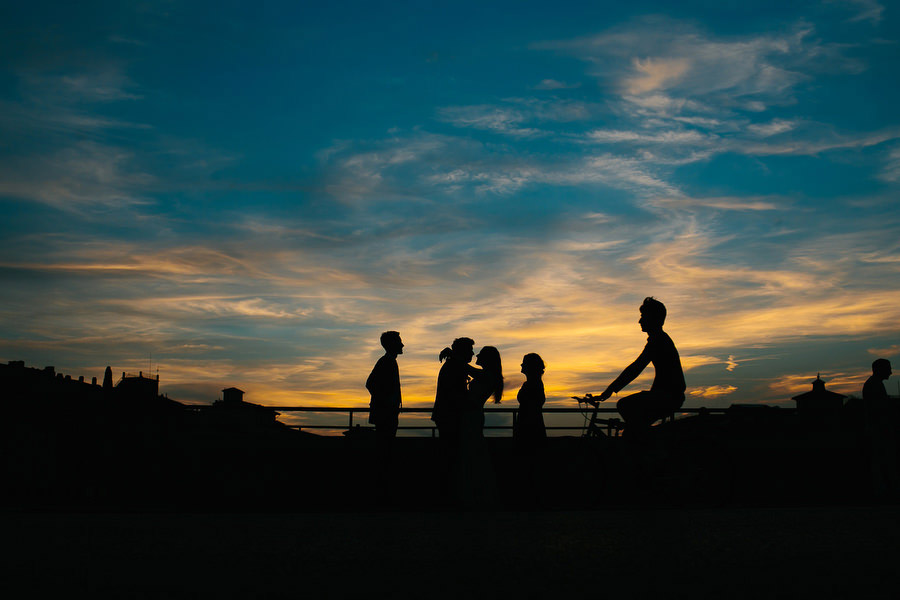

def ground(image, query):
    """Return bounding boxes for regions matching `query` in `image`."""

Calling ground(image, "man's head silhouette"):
[451,337,475,364]
[380,331,403,356]
[872,358,892,380]
[639,296,666,333]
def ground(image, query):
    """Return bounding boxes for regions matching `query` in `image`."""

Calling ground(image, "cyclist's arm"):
[599,346,651,400]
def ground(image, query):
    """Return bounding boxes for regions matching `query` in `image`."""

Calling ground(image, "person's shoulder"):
[863,376,885,397]
[438,358,456,374]
[649,330,676,346]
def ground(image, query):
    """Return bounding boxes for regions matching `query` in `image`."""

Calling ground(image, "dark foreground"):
[3,506,898,598]
[4,431,881,511]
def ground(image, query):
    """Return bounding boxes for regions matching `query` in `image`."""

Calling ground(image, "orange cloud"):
[690,385,738,398]
[624,57,690,94]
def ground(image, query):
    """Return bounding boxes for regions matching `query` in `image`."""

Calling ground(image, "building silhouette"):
[210,386,281,429]
[0,359,302,508]
[793,374,847,430]
[115,370,159,401]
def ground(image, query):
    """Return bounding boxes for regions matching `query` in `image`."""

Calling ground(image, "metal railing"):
[228,405,732,436]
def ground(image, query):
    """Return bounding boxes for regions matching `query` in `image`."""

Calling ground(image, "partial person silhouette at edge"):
[515,353,546,505]
[862,358,898,499]
[366,330,403,499]
[594,297,685,439]
[432,337,475,500]
[457,345,503,508]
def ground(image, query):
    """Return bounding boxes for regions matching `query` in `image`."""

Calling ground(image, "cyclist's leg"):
[617,390,657,434]
[646,391,682,424]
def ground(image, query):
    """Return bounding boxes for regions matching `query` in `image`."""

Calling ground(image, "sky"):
[1,1,899,427]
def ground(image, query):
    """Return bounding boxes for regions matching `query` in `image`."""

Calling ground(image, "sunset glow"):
[2,1,899,418]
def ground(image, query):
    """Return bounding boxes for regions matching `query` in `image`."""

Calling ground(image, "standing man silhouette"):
[862,358,897,498]
[366,331,404,494]
[595,297,685,437]
[863,358,892,404]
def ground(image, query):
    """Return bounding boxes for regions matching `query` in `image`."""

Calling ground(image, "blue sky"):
[1,0,899,418]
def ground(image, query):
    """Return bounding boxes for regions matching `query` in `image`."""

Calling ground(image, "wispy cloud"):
[19,68,142,104]
[585,129,707,144]
[529,17,879,170]
[532,79,581,90]
[868,345,900,358]
[622,57,691,94]
[690,385,738,398]
[0,65,230,213]
[747,119,798,137]
[736,127,900,156]
[828,0,885,24]
[0,141,153,209]
[651,196,781,211]
[880,146,900,182]
[535,18,844,109]
[726,356,739,372]
[425,151,680,196]
[438,98,595,137]
[438,104,543,137]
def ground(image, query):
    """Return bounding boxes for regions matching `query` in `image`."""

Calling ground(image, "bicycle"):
[571,393,733,508]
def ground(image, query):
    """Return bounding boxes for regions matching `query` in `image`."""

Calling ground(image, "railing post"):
[348,409,353,430]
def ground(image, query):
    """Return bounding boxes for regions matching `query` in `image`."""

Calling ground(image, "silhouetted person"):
[458,345,503,507]
[863,358,892,404]
[515,353,546,504]
[595,297,685,438]
[515,353,546,448]
[433,337,474,442]
[366,331,404,488]
[862,358,897,499]
[432,337,474,500]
